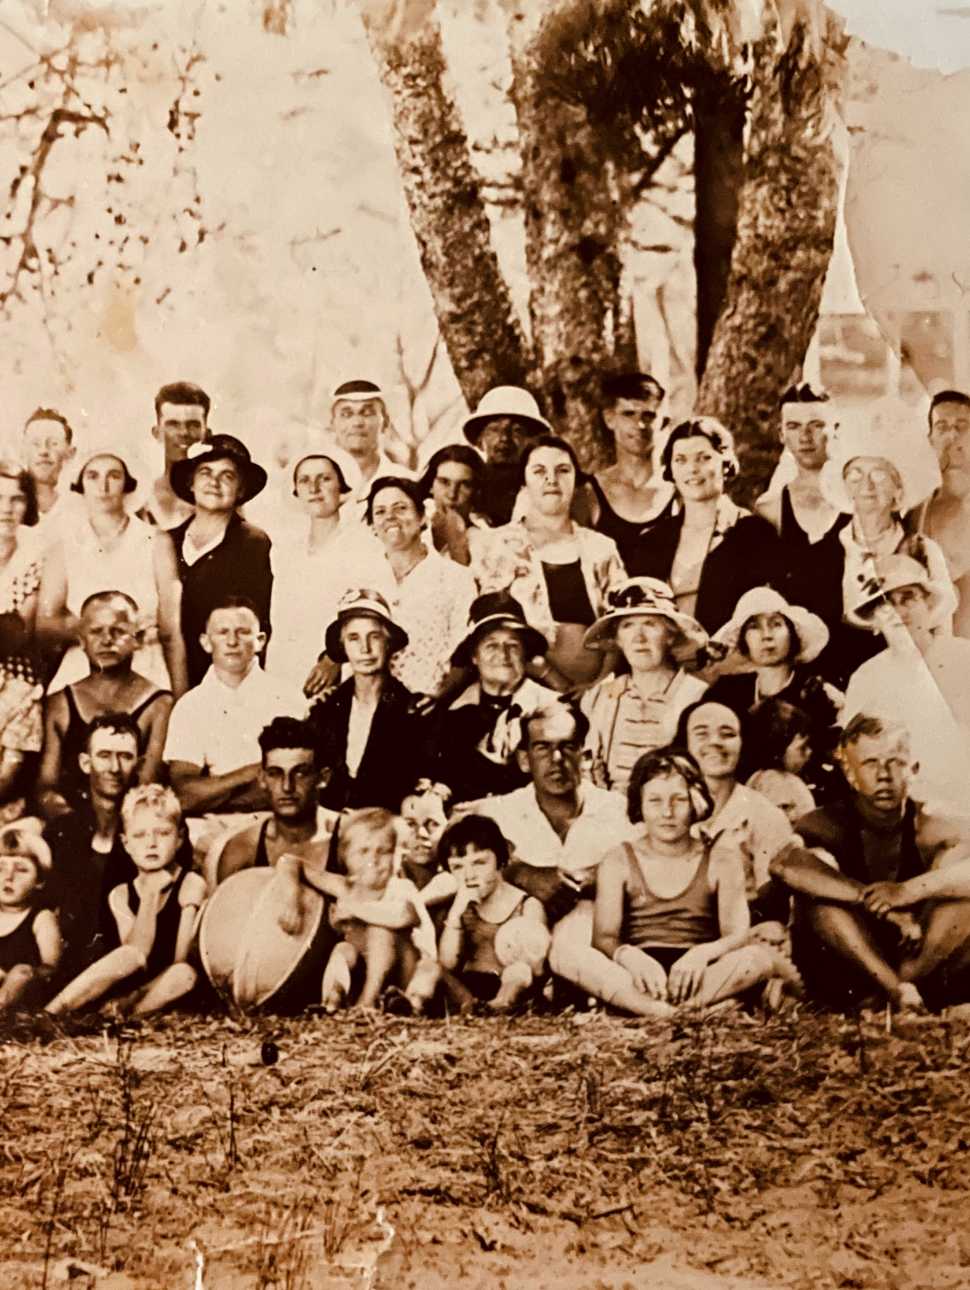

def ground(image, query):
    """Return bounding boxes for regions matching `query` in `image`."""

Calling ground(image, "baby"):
[437,814,549,1012]
[47,785,204,1018]
[296,807,440,1012]
[0,819,61,1010]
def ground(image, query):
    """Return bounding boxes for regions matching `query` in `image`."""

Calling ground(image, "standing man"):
[921,389,970,637]
[770,714,970,1012]
[328,380,411,524]
[461,386,550,527]
[21,408,77,545]
[162,434,273,688]
[139,381,211,530]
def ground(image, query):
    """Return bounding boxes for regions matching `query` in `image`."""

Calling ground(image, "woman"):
[673,700,793,918]
[265,449,364,693]
[706,586,842,790]
[0,464,47,805]
[428,591,554,803]
[418,445,487,565]
[39,447,186,696]
[470,436,626,689]
[591,749,774,1014]
[581,577,709,792]
[634,418,781,634]
[308,589,426,812]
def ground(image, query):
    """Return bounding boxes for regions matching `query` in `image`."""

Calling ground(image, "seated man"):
[217,716,337,887]
[38,591,174,820]
[770,714,970,1012]
[164,597,306,828]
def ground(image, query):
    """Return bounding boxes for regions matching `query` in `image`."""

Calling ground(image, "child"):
[0,819,61,1010]
[298,807,440,1012]
[437,814,549,1012]
[398,779,452,889]
[746,768,816,825]
[46,785,205,1018]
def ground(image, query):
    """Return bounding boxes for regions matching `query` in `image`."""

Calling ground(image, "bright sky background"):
[827,0,970,73]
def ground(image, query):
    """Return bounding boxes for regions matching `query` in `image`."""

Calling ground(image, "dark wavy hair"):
[517,434,585,492]
[660,417,738,483]
[626,747,714,825]
[418,444,485,505]
[364,475,425,526]
[438,813,510,869]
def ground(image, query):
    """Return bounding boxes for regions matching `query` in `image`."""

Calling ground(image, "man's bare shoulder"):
[218,821,265,880]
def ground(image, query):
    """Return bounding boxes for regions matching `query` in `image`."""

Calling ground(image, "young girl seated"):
[305,807,440,1013]
[46,785,205,1018]
[0,819,61,1011]
[437,814,550,1012]
[592,749,779,1014]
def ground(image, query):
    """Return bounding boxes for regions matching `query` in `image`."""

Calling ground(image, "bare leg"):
[901,899,970,983]
[402,941,440,1013]
[129,964,198,1018]
[321,941,358,1012]
[550,933,674,1018]
[0,963,37,1011]
[46,945,147,1015]
[489,961,533,1012]
[691,945,774,1007]
[807,902,913,1006]
[357,925,399,1010]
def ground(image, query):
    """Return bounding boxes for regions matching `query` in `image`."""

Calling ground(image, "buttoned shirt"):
[699,781,793,897]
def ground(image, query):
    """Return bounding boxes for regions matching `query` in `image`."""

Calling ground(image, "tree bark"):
[506,0,640,470]
[692,72,746,379]
[696,13,847,507]
[359,0,531,409]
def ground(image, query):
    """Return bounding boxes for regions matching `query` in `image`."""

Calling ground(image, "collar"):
[840,517,904,556]
[202,660,264,693]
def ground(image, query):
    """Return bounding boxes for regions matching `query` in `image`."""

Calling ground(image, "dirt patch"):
[2,1008,970,1289]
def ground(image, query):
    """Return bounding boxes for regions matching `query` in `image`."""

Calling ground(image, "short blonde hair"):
[337,807,396,867]
[121,783,182,832]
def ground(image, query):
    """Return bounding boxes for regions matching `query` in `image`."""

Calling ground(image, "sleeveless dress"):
[48,517,169,692]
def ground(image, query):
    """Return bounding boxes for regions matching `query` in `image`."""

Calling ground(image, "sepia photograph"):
[1,0,970,1286]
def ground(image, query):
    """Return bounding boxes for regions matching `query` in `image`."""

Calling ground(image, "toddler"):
[0,819,61,1010]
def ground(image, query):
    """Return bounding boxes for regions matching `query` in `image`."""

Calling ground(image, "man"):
[162,434,273,688]
[21,407,77,545]
[842,554,970,805]
[587,373,673,570]
[461,385,550,527]
[164,597,306,819]
[328,379,411,524]
[770,714,970,1012]
[44,715,151,981]
[921,389,970,637]
[138,381,211,530]
[217,716,337,884]
[37,591,174,820]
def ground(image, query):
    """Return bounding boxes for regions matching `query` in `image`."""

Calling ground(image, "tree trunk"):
[696,13,847,508]
[692,72,746,379]
[506,0,639,471]
[359,0,531,409]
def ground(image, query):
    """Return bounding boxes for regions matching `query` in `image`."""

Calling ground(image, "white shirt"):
[699,782,793,896]
[463,782,635,876]
[345,693,377,778]
[163,663,306,776]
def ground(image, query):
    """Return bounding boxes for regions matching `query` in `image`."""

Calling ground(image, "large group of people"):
[2,374,970,1023]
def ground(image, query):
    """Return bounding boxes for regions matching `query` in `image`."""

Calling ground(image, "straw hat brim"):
[324,608,409,664]
[583,606,708,656]
[714,602,829,665]
[450,614,549,669]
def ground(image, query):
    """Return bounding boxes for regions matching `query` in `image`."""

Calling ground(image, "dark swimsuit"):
[121,868,191,981]
[0,909,41,971]
[589,477,650,573]
[59,686,171,810]
[542,560,596,626]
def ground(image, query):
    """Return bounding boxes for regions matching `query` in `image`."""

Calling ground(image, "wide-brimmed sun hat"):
[70,443,138,495]
[462,386,552,447]
[850,553,945,622]
[820,403,941,516]
[170,434,268,505]
[583,577,708,657]
[713,587,829,665]
[450,591,549,670]
[323,588,409,664]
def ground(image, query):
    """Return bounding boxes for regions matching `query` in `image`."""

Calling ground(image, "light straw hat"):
[713,587,829,665]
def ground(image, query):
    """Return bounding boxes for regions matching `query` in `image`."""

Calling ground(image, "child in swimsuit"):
[0,819,61,1010]
[438,814,549,1011]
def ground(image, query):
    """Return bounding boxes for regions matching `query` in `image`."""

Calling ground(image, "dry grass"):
[2,1006,970,1288]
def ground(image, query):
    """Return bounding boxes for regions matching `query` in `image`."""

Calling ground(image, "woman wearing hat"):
[308,589,426,812]
[39,447,186,695]
[265,449,367,693]
[633,418,782,635]
[426,591,555,803]
[580,578,709,793]
[160,435,272,690]
[705,587,842,797]
[470,435,626,690]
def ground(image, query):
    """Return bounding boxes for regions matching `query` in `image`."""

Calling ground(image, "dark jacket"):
[169,513,274,688]
[427,696,532,806]
[634,507,782,634]
[309,674,427,813]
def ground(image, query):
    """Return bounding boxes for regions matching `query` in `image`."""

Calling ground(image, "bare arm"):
[864,849,970,913]
[709,849,752,956]
[168,760,264,815]
[37,692,72,820]
[338,891,419,930]
[591,848,628,960]
[437,886,473,971]
[770,842,866,904]
[172,879,206,964]
[34,908,62,971]
[153,533,188,699]
[138,693,174,786]
[36,542,77,650]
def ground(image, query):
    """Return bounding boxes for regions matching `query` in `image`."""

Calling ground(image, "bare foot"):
[886,910,923,947]
[893,982,926,1014]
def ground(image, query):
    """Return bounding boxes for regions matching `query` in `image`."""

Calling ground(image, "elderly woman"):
[427,592,554,803]
[39,447,186,695]
[265,449,365,693]
[308,590,425,812]
[470,435,626,690]
[580,577,708,792]
[418,444,487,565]
[588,749,776,1015]
[634,418,781,634]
